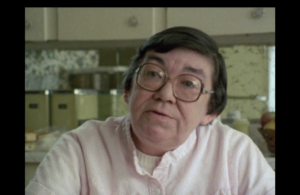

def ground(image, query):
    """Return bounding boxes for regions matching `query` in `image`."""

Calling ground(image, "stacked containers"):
[98,89,128,121]
[25,89,99,132]
[25,90,51,132]
[50,89,98,130]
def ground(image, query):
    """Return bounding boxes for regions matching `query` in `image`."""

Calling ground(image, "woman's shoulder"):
[59,115,128,145]
[71,115,126,133]
[198,119,255,151]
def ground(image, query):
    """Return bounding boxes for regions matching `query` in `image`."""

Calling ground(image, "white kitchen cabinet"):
[25,8,275,43]
[57,8,165,41]
[167,8,275,36]
[25,8,57,41]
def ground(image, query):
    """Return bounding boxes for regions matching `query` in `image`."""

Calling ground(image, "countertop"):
[25,151,47,163]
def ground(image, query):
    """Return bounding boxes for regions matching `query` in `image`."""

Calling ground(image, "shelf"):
[227,95,267,101]
[69,66,128,74]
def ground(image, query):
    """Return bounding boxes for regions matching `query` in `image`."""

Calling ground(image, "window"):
[268,46,275,112]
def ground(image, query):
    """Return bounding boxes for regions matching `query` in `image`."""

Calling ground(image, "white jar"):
[233,118,250,135]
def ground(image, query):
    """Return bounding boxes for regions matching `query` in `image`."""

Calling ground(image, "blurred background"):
[25,7,275,186]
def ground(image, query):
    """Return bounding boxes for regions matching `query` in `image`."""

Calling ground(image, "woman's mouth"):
[153,111,165,116]
[147,110,173,120]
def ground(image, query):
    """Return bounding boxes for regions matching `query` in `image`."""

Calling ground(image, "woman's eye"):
[182,80,196,88]
[145,71,162,78]
[147,71,158,77]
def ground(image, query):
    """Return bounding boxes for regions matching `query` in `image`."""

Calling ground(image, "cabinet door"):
[167,8,275,36]
[25,8,57,41]
[58,8,165,41]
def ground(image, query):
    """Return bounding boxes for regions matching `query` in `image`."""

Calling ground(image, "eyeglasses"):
[135,63,214,102]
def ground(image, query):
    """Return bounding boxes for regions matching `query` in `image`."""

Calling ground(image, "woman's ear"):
[200,112,218,125]
[123,89,130,104]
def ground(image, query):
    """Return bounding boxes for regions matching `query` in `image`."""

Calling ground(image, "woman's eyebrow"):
[143,55,166,66]
[144,54,207,78]
[183,66,207,78]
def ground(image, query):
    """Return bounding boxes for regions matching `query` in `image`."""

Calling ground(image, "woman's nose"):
[153,80,177,103]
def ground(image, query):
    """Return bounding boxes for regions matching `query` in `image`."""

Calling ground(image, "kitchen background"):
[25,45,275,120]
[25,7,275,187]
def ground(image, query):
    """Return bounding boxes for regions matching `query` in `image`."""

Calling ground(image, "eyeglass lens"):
[137,63,202,101]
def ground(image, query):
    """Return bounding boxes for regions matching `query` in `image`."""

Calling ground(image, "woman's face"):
[124,48,217,156]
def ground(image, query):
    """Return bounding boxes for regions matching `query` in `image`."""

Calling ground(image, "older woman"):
[26,27,275,195]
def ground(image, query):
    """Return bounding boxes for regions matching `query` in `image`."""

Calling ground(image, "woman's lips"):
[147,110,173,120]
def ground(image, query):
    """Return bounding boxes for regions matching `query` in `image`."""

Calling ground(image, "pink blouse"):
[25,114,275,195]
